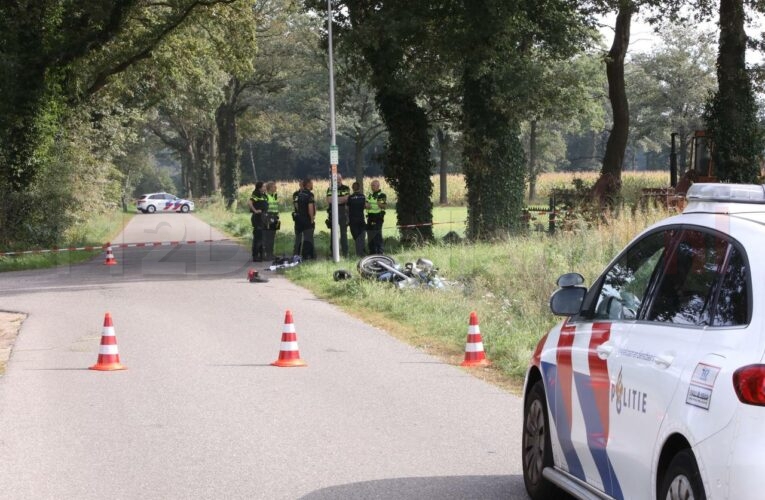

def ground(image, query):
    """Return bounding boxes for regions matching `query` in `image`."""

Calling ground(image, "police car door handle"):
[596,343,614,360]
[654,353,675,368]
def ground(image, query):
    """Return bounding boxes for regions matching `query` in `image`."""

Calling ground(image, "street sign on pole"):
[330,146,339,166]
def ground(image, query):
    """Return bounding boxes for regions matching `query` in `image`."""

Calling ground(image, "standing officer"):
[293,178,316,259]
[365,179,387,255]
[326,174,351,257]
[262,181,280,261]
[347,181,367,257]
[247,181,269,261]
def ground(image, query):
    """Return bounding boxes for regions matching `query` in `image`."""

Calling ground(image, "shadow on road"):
[300,474,527,500]
[0,242,291,294]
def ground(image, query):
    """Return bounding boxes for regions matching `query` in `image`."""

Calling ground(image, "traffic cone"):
[271,310,307,367]
[460,311,491,367]
[104,244,117,266]
[89,312,126,371]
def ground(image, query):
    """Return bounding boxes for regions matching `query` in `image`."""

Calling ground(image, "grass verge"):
[0,210,134,272]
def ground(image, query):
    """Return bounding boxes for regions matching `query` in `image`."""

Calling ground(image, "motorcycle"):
[356,255,446,290]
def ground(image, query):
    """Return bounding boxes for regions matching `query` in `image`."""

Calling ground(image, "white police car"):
[523,183,765,500]
[136,192,194,213]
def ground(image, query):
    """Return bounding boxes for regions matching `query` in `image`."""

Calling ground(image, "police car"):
[522,183,765,500]
[136,192,194,213]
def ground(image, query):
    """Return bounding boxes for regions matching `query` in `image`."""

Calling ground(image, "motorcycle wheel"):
[357,255,398,279]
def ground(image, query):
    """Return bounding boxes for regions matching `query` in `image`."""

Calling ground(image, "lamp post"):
[327,0,340,263]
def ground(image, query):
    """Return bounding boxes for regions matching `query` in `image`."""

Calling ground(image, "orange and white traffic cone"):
[89,312,126,371]
[460,311,491,367]
[104,244,117,266]
[271,310,307,367]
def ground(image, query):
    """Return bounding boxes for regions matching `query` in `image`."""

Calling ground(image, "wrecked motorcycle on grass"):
[355,255,447,289]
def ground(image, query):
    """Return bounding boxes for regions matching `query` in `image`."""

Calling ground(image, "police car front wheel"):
[659,449,706,500]
[522,379,557,500]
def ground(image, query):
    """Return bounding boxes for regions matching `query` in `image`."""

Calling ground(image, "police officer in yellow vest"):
[326,174,351,257]
[365,179,387,255]
[247,181,269,261]
[263,181,280,261]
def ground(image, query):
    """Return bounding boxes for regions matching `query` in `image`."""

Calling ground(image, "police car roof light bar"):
[686,183,765,204]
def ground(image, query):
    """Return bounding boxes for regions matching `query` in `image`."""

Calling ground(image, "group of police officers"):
[248,175,387,262]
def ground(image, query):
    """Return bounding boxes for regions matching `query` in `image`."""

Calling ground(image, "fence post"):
[548,193,556,234]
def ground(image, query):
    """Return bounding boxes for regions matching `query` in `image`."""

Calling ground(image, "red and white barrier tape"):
[0,238,234,257]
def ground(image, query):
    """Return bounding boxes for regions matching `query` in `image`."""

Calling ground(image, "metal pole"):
[670,132,678,188]
[328,0,340,262]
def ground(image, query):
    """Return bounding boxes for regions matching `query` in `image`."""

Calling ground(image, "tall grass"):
[235,170,671,211]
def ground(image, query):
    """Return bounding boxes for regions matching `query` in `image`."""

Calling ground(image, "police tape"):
[396,221,466,229]
[0,238,235,257]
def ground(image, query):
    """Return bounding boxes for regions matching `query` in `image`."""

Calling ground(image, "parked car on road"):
[523,183,765,500]
[136,193,194,213]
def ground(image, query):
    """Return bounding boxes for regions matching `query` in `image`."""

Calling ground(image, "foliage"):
[627,25,717,170]
[0,0,242,247]
[704,0,763,183]
[455,0,593,239]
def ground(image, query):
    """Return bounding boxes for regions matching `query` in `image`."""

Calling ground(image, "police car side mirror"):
[550,273,587,316]
[556,272,584,287]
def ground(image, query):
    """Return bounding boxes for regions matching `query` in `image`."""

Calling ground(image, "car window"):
[593,230,670,321]
[150,194,163,200]
[647,230,728,326]
[712,244,749,326]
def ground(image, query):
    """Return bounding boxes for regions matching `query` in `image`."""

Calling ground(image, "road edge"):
[0,311,27,376]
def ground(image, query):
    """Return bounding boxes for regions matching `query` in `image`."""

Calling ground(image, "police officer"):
[326,174,351,258]
[347,181,367,257]
[262,181,280,261]
[365,179,387,255]
[247,181,269,261]
[292,178,316,259]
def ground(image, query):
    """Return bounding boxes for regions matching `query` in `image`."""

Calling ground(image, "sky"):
[598,12,765,64]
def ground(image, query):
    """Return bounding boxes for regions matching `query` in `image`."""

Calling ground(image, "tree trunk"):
[209,132,219,193]
[249,143,258,183]
[216,102,239,208]
[704,0,762,183]
[594,3,633,204]
[463,70,526,240]
[375,90,434,244]
[436,128,450,205]
[528,120,538,201]
[354,131,365,189]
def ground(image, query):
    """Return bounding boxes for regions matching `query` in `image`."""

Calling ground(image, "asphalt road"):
[0,212,528,499]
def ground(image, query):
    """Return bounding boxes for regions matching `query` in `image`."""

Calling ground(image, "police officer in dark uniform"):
[347,181,367,257]
[326,174,351,258]
[247,181,269,261]
[292,178,316,259]
[366,179,387,255]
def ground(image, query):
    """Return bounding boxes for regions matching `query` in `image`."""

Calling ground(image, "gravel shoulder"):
[0,311,26,375]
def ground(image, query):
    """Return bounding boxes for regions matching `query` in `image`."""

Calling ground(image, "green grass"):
[0,210,134,272]
[283,207,668,387]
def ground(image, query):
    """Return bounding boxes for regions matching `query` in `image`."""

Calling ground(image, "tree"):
[456,0,593,239]
[0,0,239,246]
[334,58,387,188]
[627,26,717,172]
[704,0,763,182]
[327,0,440,244]
[522,51,606,201]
